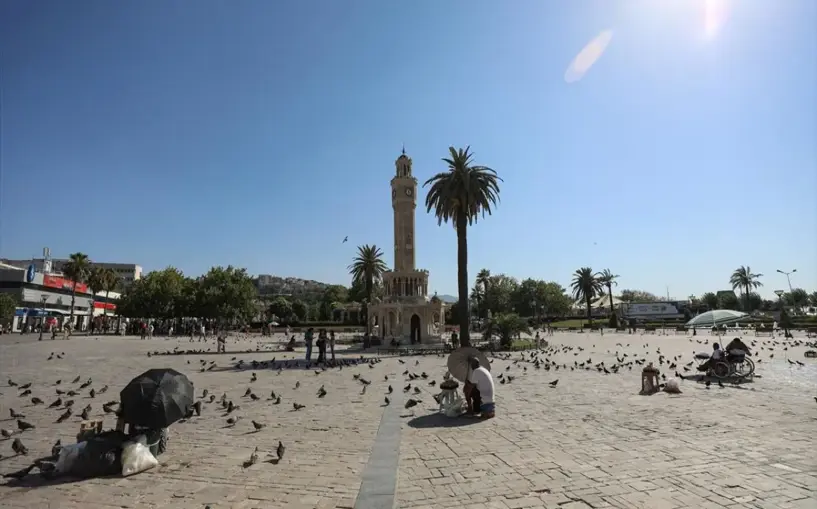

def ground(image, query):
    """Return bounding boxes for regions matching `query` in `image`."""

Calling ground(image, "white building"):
[1,258,142,286]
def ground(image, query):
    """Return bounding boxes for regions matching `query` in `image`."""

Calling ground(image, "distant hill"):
[254,275,332,298]
[437,294,457,304]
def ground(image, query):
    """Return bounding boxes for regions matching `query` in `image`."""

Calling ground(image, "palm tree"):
[570,267,602,323]
[729,266,763,312]
[101,268,120,331]
[62,252,91,329]
[347,245,388,335]
[424,147,502,347]
[596,269,620,327]
[475,269,491,319]
[87,268,105,332]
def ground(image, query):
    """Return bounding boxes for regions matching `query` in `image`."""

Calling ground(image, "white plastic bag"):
[663,378,682,394]
[56,442,86,474]
[121,440,158,476]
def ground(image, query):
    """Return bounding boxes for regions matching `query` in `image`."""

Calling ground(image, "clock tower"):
[390,148,417,272]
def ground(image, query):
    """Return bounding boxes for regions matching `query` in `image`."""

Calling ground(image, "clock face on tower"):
[405,188,413,197]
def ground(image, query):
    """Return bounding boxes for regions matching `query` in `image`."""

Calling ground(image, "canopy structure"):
[685,310,748,328]
[590,295,624,308]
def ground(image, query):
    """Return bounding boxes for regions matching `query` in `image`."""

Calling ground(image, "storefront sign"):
[93,301,117,310]
[43,275,88,293]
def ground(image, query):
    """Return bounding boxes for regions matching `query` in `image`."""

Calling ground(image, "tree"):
[745,292,762,313]
[784,288,808,311]
[717,291,739,310]
[809,291,817,308]
[729,266,763,313]
[86,268,106,332]
[482,274,517,316]
[267,297,293,323]
[424,146,502,347]
[62,252,91,327]
[596,269,620,327]
[571,267,602,322]
[196,266,258,327]
[319,285,348,321]
[100,268,120,327]
[347,244,388,334]
[489,313,529,349]
[619,289,660,303]
[0,293,17,328]
[509,279,572,321]
[475,269,492,318]
[290,298,308,322]
[701,292,719,310]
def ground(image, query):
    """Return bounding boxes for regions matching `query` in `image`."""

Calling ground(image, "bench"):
[754,327,773,337]
[806,328,817,338]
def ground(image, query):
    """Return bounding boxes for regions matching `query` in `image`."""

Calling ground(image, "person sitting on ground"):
[464,357,495,419]
[697,343,725,372]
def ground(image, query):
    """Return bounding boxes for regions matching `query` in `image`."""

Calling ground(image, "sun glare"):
[564,30,614,84]
[704,0,728,40]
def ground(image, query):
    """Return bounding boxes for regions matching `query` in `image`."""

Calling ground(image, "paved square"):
[1,331,815,509]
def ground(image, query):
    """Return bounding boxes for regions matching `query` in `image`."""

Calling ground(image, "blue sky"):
[1,0,815,299]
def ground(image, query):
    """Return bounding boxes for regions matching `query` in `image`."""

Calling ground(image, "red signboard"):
[93,302,117,310]
[42,275,88,294]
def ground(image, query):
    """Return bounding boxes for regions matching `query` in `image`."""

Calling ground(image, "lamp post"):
[776,269,797,314]
[38,295,48,341]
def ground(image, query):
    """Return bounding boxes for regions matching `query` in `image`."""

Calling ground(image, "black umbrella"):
[120,368,194,429]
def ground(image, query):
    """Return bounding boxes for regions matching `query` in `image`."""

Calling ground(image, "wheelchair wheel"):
[712,362,730,378]
[734,359,755,378]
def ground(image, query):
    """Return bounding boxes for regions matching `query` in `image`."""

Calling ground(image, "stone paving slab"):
[1,331,815,509]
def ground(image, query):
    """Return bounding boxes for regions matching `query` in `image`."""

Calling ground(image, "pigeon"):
[226,416,240,426]
[388,385,393,394]
[201,389,209,399]
[249,393,260,401]
[16,420,35,431]
[64,400,75,408]
[19,383,31,390]
[80,407,91,420]
[342,236,348,243]
[293,403,305,411]
[549,380,559,387]
[31,397,43,405]
[51,439,62,457]
[0,429,12,438]
[19,389,32,397]
[11,438,28,455]
[56,409,72,423]
[274,396,282,405]
[404,398,419,409]
[89,389,96,398]
[242,447,259,468]
[276,441,286,461]
[244,388,252,397]
[192,401,202,416]
[9,409,24,419]
[384,397,390,406]
[251,420,266,431]
[317,387,327,398]
[705,380,711,388]
[49,398,63,408]
[71,376,81,383]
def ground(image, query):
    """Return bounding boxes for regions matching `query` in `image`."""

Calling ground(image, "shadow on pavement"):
[406,413,484,429]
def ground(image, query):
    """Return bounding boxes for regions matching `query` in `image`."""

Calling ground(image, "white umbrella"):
[685,310,748,328]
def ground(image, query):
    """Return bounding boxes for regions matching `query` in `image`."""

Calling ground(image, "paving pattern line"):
[354,376,403,509]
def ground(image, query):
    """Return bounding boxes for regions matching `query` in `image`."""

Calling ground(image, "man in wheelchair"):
[698,338,751,373]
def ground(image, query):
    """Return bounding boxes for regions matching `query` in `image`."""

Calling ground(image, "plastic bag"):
[56,442,87,474]
[663,378,682,394]
[121,439,158,476]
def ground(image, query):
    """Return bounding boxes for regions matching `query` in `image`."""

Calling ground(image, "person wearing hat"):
[464,357,495,419]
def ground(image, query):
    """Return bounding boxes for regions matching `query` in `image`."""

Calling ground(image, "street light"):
[38,295,48,341]
[775,268,796,292]
[776,269,797,313]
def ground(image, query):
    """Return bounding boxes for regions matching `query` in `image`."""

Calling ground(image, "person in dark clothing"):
[316,330,327,363]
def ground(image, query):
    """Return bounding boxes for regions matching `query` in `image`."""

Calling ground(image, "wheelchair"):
[711,351,755,380]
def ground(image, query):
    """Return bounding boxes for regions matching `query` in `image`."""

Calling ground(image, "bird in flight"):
[342,236,348,243]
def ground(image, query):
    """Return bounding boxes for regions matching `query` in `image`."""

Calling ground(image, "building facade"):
[368,150,445,344]
[0,265,120,332]
[1,258,143,286]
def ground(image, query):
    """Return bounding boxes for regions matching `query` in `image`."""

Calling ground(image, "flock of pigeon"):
[2,331,814,481]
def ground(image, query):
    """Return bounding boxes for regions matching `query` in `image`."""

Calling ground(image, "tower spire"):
[402,143,406,155]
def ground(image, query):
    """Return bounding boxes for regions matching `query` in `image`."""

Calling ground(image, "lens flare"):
[704,0,727,39]
[564,30,614,84]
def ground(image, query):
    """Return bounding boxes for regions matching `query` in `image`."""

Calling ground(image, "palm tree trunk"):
[586,295,592,323]
[103,290,110,334]
[364,276,373,336]
[607,283,616,327]
[456,216,470,347]
[69,284,77,329]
